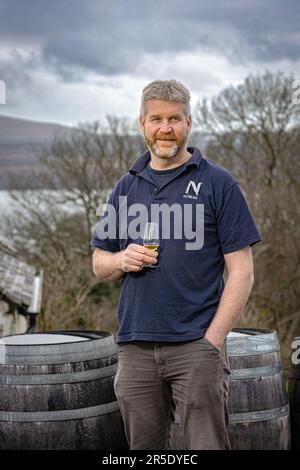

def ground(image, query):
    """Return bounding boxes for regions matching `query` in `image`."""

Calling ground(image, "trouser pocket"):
[197,337,231,375]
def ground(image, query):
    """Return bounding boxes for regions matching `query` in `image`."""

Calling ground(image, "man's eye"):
[151,118,160,121]
[170,117,179,121]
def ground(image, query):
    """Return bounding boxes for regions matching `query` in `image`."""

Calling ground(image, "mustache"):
[155,136,176,141]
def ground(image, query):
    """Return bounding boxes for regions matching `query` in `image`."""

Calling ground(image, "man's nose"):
[159,121,172,133]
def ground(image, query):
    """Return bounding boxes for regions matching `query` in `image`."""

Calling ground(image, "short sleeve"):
[216,182,262,254]
[90,192,120,253]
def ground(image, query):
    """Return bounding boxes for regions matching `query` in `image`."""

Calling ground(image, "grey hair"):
[140,79,191,117]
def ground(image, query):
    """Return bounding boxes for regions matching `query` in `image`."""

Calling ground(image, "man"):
[91,79,262,450]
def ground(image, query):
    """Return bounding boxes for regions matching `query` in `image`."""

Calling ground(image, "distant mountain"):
[0,115,70,144]
[0,115,72,189]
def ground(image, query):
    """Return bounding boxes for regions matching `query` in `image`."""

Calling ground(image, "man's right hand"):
[117,243,158,273]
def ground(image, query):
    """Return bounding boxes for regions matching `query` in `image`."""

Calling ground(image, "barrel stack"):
[227,328,290,450]
[0,330,128,450]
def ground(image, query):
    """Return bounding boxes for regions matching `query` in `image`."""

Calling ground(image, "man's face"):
[140,100,192,160]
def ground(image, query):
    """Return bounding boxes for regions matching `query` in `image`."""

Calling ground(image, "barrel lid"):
[228,332,248,337]
[1,334,90,345]
[0,330,117,365]
[227,328,280,356]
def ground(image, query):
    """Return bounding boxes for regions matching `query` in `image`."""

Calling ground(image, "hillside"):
[0,115,72,189]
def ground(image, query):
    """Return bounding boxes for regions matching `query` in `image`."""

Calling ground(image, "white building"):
[0,238,43,336]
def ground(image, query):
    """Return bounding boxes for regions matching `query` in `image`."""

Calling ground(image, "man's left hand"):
[204,333,224,352]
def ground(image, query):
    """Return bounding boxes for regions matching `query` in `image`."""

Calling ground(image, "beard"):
[144,133,188,159]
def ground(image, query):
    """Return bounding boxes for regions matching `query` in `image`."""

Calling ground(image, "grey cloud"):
[0,0,299,82]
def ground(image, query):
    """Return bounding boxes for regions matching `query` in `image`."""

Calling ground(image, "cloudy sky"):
[0,0,299,125]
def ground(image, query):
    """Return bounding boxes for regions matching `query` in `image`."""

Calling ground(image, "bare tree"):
[4,117,145,331]
[194,71,300,368]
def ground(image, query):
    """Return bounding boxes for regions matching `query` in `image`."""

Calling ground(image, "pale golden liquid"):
[143,244,159,251]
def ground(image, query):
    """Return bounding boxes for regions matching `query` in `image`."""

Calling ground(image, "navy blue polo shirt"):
[91,146,262,343]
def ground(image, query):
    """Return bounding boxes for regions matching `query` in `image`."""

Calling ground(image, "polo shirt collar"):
[129,146,203,175]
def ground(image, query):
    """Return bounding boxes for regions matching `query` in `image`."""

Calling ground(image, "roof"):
[0,238,38,307]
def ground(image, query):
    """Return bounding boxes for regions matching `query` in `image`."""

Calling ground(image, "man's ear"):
[139,115,145,132]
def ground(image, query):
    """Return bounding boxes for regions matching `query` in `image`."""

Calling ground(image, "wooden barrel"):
[288,336,300,449]
[0,330,128,450]
[228,328,290,450]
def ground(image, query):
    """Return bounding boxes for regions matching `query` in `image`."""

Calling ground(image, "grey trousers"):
[114,338,231,450]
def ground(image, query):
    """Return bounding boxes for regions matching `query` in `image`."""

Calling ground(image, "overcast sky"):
[0,0,299,125]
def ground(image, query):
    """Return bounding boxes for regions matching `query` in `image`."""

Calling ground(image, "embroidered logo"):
[183,180,203,199]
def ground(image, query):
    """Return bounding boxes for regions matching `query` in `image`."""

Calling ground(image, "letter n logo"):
[185,180,203,196]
